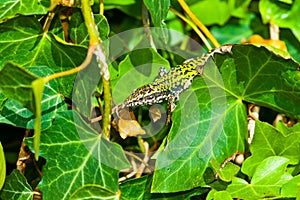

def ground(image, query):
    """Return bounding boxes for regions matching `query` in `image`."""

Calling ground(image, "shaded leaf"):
[0,62,39,113]
[144,0,170,43]
[0,169,33,199]
[120,175,208,200]
[69,184,125,200]
[25,110,130,200]
[69,11,110,47]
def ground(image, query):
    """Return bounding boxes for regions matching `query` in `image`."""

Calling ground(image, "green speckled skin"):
[118,45,232,110]
[120,53,211,108]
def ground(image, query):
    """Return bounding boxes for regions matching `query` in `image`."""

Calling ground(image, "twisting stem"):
[99,0,104,15]
[44,46,95,82]
[81,0,112,139]
[177,0,220,48]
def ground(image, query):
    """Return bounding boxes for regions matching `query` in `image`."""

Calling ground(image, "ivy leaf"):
[0,62,39,113]
[259,0,300,41]
[0,142,5,190]
[143,0,170,43]
[227,156,293,199]
[25,110,130,200]
[120,175,208,199]
[111,48,170,104]
[227,44,300,118]
[69,11,110,47]
[152,44,300,192]
[0,0,49,21]
[0,66,67,130]
[211,160,240,182]
[189,0,251,26]
[281,174,300,197]
[0,16,87,97]
[0,63,67,159]
[69,184,126,200]
[242,120,300,177]
[0,169,33,199]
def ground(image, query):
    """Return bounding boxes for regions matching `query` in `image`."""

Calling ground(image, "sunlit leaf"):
[152,44,300,192]
[242,121,300,177]
[0,0,49,21]
[0,16,86,97]
[227,156,292,199]
[259,0,300,41]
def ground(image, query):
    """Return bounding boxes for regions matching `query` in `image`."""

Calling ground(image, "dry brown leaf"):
[118,118,146,139]
[149,106,162,122]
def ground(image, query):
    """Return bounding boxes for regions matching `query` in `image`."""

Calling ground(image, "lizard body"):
[115,45,232,112]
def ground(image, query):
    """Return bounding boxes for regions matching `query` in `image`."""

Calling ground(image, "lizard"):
[90,45,233,123]
[113,45,233,117]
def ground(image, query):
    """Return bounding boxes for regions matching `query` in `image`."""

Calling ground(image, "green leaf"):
[111,48,170,104]
[69,11,110,47]
[0,142,5,190]
[259,0,300,41]
[0,62,63,160]
[25,110,130,200]
[0,0,49,21]
[69,184,125,200]
[227,156,292,199]
[229,44,300,118]
[101,0,135,6]
[152,44,300,192]
[0,66,67,130]
[144,0,170,43]
[189,0,251,26]
[0,16,87,97]
[281,174,300,197]
[214,191,233,200]
[152,57,248,192]
[211,160,240,182]
[0,169,33,199]
[120,175,207,199]
[0,62,39,113]
[242,121,300,177]
[211,14,269,45]
[120,176,153,200]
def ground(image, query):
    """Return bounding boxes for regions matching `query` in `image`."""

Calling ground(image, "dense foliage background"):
[0,0,299,199]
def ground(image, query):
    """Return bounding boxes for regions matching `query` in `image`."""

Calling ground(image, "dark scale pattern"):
[120,52,212,109]
[117,45,233,110]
